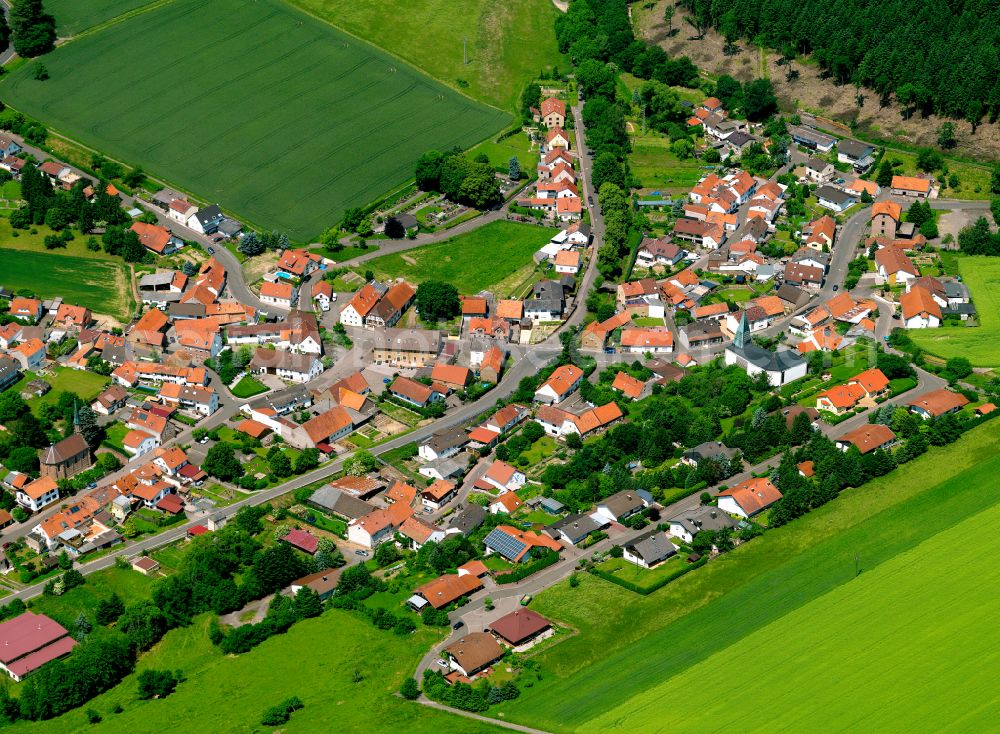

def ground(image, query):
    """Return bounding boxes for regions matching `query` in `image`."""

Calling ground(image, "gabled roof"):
[900,285,941,320]
[907,389,969,417]
[871,200,902,221]
[837,424,896,453]
[718,477,782,515]
[891,175,931,193]
[537,364,583,399]
[611,371,644,399]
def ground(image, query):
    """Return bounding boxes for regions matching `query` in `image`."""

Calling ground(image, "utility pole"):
[463,37,468,66]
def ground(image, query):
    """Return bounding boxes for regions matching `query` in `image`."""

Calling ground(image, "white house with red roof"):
[482,460,526,494]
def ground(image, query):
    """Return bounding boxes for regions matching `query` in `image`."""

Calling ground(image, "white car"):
[331,292,338,302]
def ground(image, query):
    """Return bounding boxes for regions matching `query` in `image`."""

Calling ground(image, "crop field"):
[289,0,564,111]
[0,249,132,320]
[5,611,502,733]
[587,502,1000,732]
[495,419,1000,732]
[361,220,557,293]
[46,0,155,35]
[908,256,1000,366]
[0,0,509,241]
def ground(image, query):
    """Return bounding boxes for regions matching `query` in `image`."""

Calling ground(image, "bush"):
[400,677,421,700]
[136,669,180,700]
[495,549,559,585]
[260,696,303,726]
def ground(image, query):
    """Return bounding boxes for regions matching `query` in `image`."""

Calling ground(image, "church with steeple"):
[724,312,807,387]
[38,402,93,481]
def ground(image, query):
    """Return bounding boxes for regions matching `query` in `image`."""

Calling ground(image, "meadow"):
[289,0,564,111]
[0,0,509,241]
[361,220,557,293]
[908,255,1000,366]
[883,149,994,200]
[46,0,155,35]
[629,136,707,193]
[0,249,133,320]
[5,612,501,733]
[14,367,111,414]
[587,502,1000,732]
[494,419,1000,732]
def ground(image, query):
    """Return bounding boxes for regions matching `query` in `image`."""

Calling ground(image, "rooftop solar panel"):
[484,528,527,561]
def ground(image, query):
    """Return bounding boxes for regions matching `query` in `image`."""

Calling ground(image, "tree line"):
[678,0,1000,124]
[413,147,501,210]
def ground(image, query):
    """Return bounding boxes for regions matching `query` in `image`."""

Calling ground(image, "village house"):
[445,632,505,679]
[891,175,932,198]
[805,157,834,182]
[815,185,857,213]
[620,327,674,354]
[420,479,457,511]
[837,139,876,172]
[16,476,60,513]
[483,525,562,563]
[593,490,649,524]
[717,476,782,518]
[533,364,583,404]
[668,505,738,544]
[539,96,566,128]
[875,247,919,286]
[534,402,622,439]
[157,383,219,416]
[482,460,526,494]
[249,349,322,383]
[260,281,297,309]
[277,249,323,278]
[390,375,444,409]
[489,609,553,650]
[900,286,941,328]
[371,329,440,368]
[836,424,896,454]
[490,492,523,515]
[871,201,902,239]
[907,389,969,420]
[623,528,677,569]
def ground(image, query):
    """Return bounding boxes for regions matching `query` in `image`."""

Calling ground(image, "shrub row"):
[588,556,708,596]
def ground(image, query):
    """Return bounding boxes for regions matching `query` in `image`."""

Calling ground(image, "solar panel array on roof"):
[484,528,527,561]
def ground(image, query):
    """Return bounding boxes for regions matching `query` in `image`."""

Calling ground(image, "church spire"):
[733,311,749,349]
[73,399,80,433]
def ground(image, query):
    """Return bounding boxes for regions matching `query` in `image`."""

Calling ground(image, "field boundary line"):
[283,0,512,117]
[64,0,178,43]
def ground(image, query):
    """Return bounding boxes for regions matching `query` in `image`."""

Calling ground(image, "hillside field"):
[494,419,1000,732]
[0,0,509,241]
[0,249,133,320]
[46,0,154,35]
[361,220,557,294]
[289,0,564,111]
[4,611,501,734]
[586,500,1000,732]
[908,256,1000,366]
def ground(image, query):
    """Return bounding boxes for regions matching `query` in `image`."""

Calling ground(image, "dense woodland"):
[679,0,1000,123]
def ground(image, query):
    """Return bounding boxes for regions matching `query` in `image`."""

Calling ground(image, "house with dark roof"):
[725,312,806,387]
[593,490,649,524]
[668,505,738,543]
[623,528,678,569]
[0,612,78,681]
[489,609,552,648]
[445,632,505,678]
[39,432,91,481]
[546,512,608,545]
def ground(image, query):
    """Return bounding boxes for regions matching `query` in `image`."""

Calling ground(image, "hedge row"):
[589,556,708,596]
[495,550,559,585]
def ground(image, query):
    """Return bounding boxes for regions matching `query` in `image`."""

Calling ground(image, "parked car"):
[355,549,369,557]
[832,284,839,291]
[520,594,532,606]
[207,246,215,254]
[436,659,448,668]
[452,620,465,630]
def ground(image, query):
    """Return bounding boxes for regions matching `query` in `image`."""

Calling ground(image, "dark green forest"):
[678,0,1000,123]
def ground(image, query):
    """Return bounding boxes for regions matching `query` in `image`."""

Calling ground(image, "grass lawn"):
[628,135,706,193]
[45,0,155,35]
[289,0,564,111]
[908,255,1000,366]
[17,367,110,414]
[103,422,129,452]
[594,556,685,590]
[587,502,1000,732]
[0,248,133,320]
[1,0,509,241]
[630,316,664,327]
[230,375,268,399]
[467,132,537,175]
[494,418,1000,732]
[361,220,557,294]
[521,436,556,465]
[28,566,154,630]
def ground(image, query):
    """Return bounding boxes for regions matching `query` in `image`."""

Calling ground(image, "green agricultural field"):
[361,220,556,293]
[0,0,509,241]
[588,502,1000,732]
[289,0,564,111]
[908,256,1000,366]
[4,612,501,733]
[46,0,154,35]
[629,136,706,193]
[495,419,1000,732]
[0,249,133,320]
